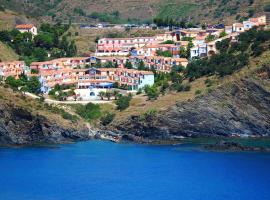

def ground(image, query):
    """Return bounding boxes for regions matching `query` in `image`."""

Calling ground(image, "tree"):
[34,33,54,49]
[138,60,146,70]
[125,61,133,69]
[206,35,215,42]
[66,40,77,57]
[179,46,188,58]
[5,76,21,90]
[104,61,114,68]
[145,86,159,100]
[105,91,112,100]
[112,90,120,100]
[99,91,106,100]
[33,48,48,61]
[116,95,132,111]
[219,31,228,38]
[156,50,172,57]
[27,76,41,94]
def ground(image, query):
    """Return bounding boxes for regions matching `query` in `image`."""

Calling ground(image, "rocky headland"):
[108,75,270,143]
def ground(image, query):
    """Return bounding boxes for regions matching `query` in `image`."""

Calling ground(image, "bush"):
[176,83,191,92]
[195,89,202,95]
[100,113,115,126]
[145,86,159,100]
[205,79,214,87]
[116,95,132,111]
[140,109,157,121]
[61,112,78,122]
[5,76,22,90]
[75,103,101,121]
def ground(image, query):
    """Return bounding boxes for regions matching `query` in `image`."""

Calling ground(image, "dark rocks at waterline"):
[112,78,270,140]
[204,141,270,152]
[0,105,93,146]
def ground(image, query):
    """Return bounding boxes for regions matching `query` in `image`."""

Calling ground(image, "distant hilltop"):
[0,0,269,25]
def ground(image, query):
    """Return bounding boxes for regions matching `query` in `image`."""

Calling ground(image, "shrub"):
[195,89,202,95]
[61,112,78,122]
[116,95,132,111]
[100,113,115,126]
[176,83,191,92]
[145,86,159,100]
[75,103,101,121]
[205,78,214,87]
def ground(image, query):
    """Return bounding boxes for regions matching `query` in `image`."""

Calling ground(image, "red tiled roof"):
[16,24,35,29]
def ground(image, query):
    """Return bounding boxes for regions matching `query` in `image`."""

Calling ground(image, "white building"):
[75,88,107,101]
[15,24,38,36]
[190,44,207,59]
[232,23,245,33]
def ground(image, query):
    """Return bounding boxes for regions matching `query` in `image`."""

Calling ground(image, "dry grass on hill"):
[0,10,34,31]
[0,87,86,130]
[0,42,19,61]
[113,77,208,122]
[111,50,270,123]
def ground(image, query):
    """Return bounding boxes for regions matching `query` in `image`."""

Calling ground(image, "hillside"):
[0,41,19,61]
[0,0,268,24]
[0,87,94,145]
[0,10,33,30]
[108,51,270,142]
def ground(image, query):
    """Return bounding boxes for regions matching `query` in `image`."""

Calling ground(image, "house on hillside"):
[250,15,267,26]
[190,44,207,59]
[136,44,180,57]
[15,24,38,36]
[232,23,245,33]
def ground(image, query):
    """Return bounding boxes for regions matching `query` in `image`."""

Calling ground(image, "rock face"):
[204,141,270,152]
[112,78,270,142]
[0,105,93,146]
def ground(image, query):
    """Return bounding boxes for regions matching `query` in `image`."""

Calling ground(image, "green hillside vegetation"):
[186,28,270,79]
[0,23,77,64]
[0,0,267,24]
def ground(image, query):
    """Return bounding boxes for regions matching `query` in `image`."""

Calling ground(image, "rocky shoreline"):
[203,141,270,152]
[1,74,270,149]
[0,104,96,146]
[109,78,270,141]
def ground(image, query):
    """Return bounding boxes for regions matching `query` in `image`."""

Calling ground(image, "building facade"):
[15,24,38,36]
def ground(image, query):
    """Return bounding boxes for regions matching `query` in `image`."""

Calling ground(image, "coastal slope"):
[110,66,270,142]
[0,88,94,146]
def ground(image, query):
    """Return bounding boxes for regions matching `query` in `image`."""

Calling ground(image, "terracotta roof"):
[0,61,24,65]
[101,36,156,41]
[196,35,206,40]
[54,57,89,62]
[173,58,188,62]
[16,24,35,29]
[31,61,54,66]
[234,23,244,27]
[95,56,128,60]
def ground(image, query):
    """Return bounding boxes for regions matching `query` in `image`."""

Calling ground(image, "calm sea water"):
[1,140,270,200]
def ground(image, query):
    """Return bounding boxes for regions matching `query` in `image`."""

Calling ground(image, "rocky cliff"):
[0,102,94,146]
[111,71,270,142]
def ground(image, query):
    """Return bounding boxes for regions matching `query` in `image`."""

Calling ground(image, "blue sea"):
[1,140,270,200]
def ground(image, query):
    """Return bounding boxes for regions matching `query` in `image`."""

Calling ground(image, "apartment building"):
[96,37,157,56]
[0,61,26,79]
